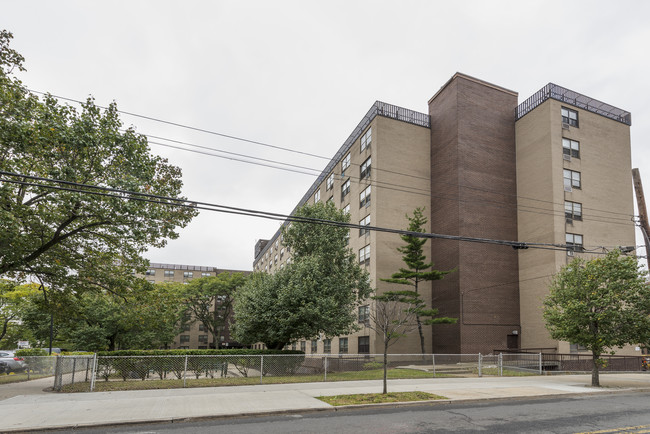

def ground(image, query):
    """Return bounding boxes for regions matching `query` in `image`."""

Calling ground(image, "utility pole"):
[632,168,650,269]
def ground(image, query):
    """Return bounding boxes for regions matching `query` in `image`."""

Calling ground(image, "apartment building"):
[253,73,636,356]
[140,263,248,350]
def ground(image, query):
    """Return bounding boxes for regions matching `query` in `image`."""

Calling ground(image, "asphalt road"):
[65,391,650,434]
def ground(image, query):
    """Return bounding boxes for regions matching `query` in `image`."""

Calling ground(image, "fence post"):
[539,352,543,375]
[260,355,264,385]
[53,356,61,391]
[90,353,97,392]
[71,358,77,385]
[183,355,188,388]
[499,353,503,376]
[27,358,30,380]
[478,353,482,378]
[324,355,328,382]
[432,354,436,377]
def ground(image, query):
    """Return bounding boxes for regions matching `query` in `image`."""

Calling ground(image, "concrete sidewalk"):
[1,373,650,432]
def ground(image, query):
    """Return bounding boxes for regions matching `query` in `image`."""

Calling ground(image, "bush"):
[15,348,49,357]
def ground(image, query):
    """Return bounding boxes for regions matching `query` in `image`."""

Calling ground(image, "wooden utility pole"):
[632,168,650,269]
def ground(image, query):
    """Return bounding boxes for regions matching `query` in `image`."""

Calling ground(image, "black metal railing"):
[515,83,631,126]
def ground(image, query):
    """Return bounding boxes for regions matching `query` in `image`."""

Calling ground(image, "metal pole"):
[260,355,264,385]
[71,358,76,385]
[54,355,61,391]
[432,354,436,377]
[539,352,543,375]
[90,354,97,392]
[183,355,188,388]
[478,353,482,378]
[499,353,503,376]
[324,355,328,382]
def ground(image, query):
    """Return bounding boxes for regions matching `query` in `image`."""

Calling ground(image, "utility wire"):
[1,170,591,253]
[32,88,634,220]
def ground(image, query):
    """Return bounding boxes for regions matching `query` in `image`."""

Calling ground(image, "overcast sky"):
[3,1,650,271]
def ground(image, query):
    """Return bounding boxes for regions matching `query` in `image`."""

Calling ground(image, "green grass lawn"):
[317,391,448,406]
[60,368,446,392]
[0,372,50,384]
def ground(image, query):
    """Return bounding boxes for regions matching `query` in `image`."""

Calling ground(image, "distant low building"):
[138,262,250,350]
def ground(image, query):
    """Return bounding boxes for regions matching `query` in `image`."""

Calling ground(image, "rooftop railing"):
[516,83,631,125]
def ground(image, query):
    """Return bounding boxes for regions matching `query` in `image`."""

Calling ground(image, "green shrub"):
[15,349,48,357]
[363,362,384,370]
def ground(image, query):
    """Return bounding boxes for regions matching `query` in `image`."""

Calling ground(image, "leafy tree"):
[544,250,650,387]
[381,208,451,354]
[233,202,371,349]
[0,281,40,348]
[182,272,246,348]
[0,30,196,295]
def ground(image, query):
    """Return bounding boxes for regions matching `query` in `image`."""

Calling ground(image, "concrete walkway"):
[1,373,650,432]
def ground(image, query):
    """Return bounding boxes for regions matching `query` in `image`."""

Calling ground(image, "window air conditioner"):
[567,250,575,257]
[563,154,571,161]
[562,122,570,130]
[564,185,572,192]
[566,218,573,224]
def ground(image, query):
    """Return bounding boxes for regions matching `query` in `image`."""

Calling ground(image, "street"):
[71,391,650,434]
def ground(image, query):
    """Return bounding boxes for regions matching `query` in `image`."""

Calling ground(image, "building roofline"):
[148,262,250,273]
[515,83,632,125]
[253,101,430,263]
[428,72,518,104]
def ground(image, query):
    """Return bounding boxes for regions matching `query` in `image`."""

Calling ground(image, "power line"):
[1,170,591,253]
[31,88,634,221]
[142,134,635,227]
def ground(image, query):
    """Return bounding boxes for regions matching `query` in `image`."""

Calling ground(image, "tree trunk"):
[416,314,425,357]
[383,341,388,394]
[591,353,601,387]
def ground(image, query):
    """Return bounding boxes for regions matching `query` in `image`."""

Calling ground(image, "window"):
[311,340,318,353]
[147,279,155,283]
[339,337,348,354]
[201,272,211,277]
[561,107,579,127]
[563,169,581,190]
[180,335,190,343]
[179,346,190,350]
[274,254,278,264]
[360,156,371,180]
[360,185,371,208]
[145,269,155,276]
[359,215,370,236]
[198,335,208,343]
[181,324,191,332]
[199,324,206,331]
[358,305,369,323]
[300,341,306,353]
[562,138,580,158]
[323,339,331,354]
[280,248,285,258]
[361,127,372,152]
[314,189,321,203]
[291,342,296,351]
[327,195,334,204]
[164,270,174,277]
[344,230,350,245]
[343,204,350,214]
[359,244,371,264]
[183,271,193,278]
[570,343,587,352]
[566,233,583,251]
[342,153,351,174]
[326,173,334,191]
[341,179,351,200]
[565,201,582,220]
[358,336,370,354]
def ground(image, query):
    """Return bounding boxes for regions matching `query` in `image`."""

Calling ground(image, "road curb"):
[5,387,650,432]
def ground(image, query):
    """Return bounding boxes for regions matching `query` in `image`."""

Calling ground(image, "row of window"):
[155,270,212,278]
[291,336,370,354]
[563,107,582,255]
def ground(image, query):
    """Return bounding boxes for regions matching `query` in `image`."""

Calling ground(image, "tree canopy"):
[543,250,650,386]
[233,202,371,349]
[182,272,246,348]
[0,30,196,294]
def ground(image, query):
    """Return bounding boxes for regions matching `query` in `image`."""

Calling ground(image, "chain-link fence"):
[48,353,549,392]
[52,355,94,391]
